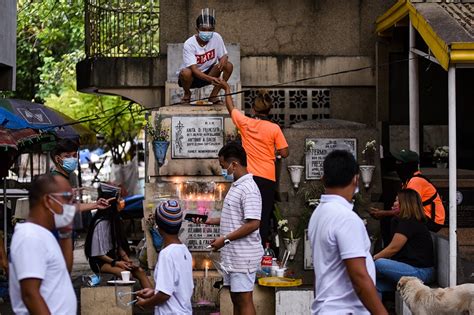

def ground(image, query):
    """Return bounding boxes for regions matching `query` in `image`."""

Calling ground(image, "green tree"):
[3,0,144,162]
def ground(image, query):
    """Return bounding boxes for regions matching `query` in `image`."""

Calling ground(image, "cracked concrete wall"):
[0,0,16,90]
[161,0,394,57]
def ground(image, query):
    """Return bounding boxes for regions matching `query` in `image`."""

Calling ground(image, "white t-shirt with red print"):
[180,32,228,73]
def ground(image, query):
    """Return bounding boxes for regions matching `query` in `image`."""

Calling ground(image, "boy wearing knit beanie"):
[136,200,193,314]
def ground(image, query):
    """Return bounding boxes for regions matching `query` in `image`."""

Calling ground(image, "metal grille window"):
[85,0,160,57]
[243,89,330,127]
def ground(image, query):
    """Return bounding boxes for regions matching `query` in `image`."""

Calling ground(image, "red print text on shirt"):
[196,49,216,64]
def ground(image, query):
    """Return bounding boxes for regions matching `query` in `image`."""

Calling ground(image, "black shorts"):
[178,67,213,89]
[89,249,117,273]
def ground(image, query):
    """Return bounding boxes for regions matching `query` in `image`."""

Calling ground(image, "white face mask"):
[353,177,360,197]
[48,196,77,228]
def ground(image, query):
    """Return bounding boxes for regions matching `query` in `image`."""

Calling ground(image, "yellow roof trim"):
[408,10,450,70]
[451,50,474,63]
[375,0,409,35]
[451,43,474,50]
[375,0,474,70]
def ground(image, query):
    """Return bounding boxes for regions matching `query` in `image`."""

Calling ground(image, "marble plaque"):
[305,138,357,180]
[171,116,224,158]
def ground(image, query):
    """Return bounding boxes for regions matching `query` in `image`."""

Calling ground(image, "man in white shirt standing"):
[178,9,233,104]
[308,150,387,315]
[200,142,263,315]
[9,174,77,314]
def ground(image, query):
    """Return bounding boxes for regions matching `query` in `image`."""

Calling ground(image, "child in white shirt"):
[136,200,193,315]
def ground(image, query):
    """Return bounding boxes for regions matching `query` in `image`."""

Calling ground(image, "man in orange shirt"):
[370,149,445,233]
[218,79,289,244]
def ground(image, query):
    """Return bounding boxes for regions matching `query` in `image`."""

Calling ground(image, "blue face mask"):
[221,163,234,181]
[62,157,78,174]
[150,227,163,252]
[198,31,214,42]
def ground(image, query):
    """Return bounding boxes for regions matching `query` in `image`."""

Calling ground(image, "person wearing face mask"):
[369,149,445,234]
[136,200,193,314]
[84,183,152,289]
[218,78,289,245]
[198,143,263,315]
[177,10,233,104]
[308,150,387,315]
[9,174,77,314]
[50,139,110,214]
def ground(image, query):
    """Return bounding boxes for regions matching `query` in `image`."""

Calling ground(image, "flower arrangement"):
[433,146,449,163]
[274,205,296,240]
[146,115,169,141]
[224,129,241,144]
[305,139,316,153]
[361,139,377,165]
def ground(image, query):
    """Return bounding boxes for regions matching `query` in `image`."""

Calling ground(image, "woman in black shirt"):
[373,188,435,293]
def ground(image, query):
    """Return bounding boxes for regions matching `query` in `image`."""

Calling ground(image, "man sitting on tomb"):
[178,9,233,104]
[370,149,445,239]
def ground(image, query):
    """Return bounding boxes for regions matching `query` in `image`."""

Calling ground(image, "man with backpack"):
[370,149,445,233]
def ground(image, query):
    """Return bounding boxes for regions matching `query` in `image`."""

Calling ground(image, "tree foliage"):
[3,0,144,163]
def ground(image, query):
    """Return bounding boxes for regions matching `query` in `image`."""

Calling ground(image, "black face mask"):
[395,162,418,182]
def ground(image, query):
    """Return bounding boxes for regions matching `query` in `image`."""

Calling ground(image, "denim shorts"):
[223,271,256,293]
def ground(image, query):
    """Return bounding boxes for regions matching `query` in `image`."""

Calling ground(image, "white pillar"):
[448,65,457,287]
[409,20,419,153]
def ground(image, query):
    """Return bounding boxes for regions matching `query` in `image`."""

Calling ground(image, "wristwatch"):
[58,231,73,239]
[224,238,231,246]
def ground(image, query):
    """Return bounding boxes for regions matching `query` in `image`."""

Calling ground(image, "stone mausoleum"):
[76,0,474,312]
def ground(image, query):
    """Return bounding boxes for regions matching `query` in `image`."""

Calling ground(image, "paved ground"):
[0,235,218,314]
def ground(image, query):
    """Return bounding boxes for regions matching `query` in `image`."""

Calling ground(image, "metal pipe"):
[409,20,420,153]
[448,65,457,287]
[144,112,149,183]
[3,178,7,251]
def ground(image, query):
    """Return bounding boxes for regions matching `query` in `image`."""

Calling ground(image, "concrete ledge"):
[77,57,167,90]
[220,285,275,315]
[193,271,221,305]
[275,287,313,314]
[80,286,132,315]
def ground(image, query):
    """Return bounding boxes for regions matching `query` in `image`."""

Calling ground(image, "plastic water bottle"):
[270,258,279,276]
[261,242,275,275]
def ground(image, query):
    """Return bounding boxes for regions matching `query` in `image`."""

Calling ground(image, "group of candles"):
[173,183,226,213]
[174,183,225,201]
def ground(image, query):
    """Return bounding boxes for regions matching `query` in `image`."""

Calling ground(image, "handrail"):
[85,0,160,58]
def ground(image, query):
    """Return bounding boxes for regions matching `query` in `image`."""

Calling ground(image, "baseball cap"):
[391,149,419,163]
[155,200,183,235]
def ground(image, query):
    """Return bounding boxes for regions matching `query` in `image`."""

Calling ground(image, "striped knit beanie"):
[155,199,182,234]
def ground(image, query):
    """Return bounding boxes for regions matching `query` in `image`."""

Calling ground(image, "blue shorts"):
[223,271,256,293]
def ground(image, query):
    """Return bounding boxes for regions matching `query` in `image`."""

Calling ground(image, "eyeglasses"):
[49,192,76,203]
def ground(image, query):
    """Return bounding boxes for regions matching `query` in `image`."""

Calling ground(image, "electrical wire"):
[47,54,431,132]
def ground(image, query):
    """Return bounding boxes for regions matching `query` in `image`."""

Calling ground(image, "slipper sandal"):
[180,96,191,104]
[209,98,224,105]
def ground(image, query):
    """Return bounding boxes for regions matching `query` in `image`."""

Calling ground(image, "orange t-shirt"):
[231,109,288,182]
[406,172,445,225]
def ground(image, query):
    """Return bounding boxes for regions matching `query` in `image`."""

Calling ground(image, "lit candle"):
[205,261,209,278]
[175,184,180,199]
[218,185,222,200]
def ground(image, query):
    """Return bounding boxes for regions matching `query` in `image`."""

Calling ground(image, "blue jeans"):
[375,258,434,293]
